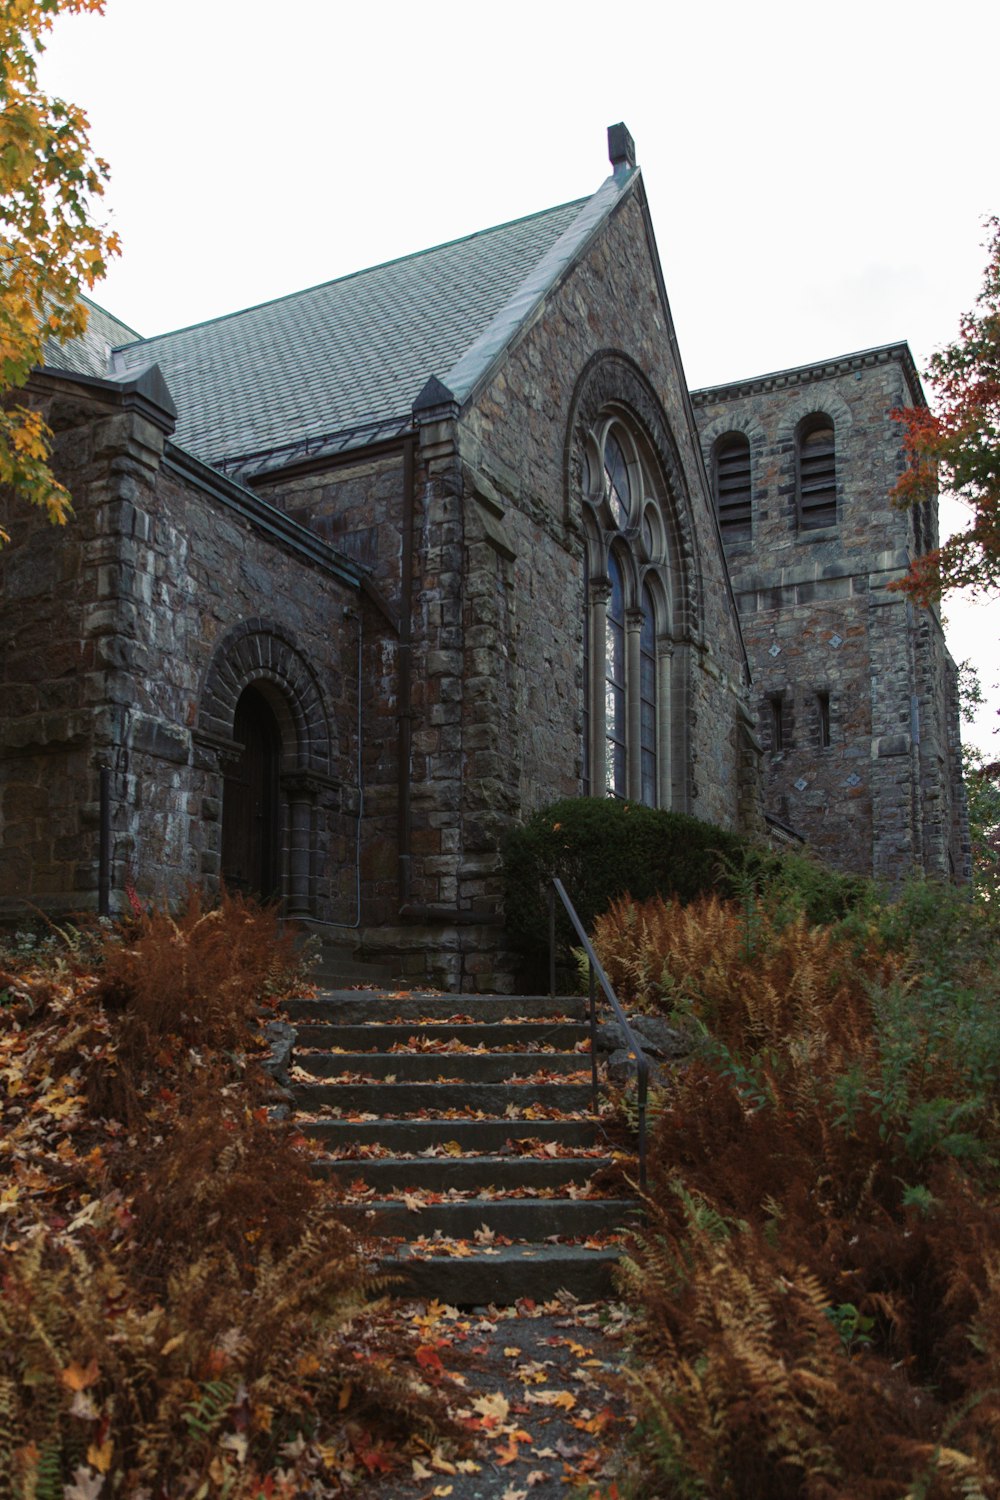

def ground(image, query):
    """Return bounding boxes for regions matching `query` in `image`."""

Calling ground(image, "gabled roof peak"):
[101,127,643,471]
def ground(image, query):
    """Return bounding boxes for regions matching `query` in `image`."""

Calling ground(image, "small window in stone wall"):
[912,500,925,556]
[797,417,836,530]
[713,433,752,543]
[912,498,934,558]
[767,691,790,753]
[817,691,831,748]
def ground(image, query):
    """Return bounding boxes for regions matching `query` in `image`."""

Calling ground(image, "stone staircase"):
[292,925,396,990]
[285,988,641,1304]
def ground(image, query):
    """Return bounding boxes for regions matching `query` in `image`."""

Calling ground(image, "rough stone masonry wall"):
[0,378,125,917]
[245,186,761,988]
[125,462,361,920]
[693,350,969,883]
[255,451,407,927]
[1,373,363,921]
[459,186,753,847]
[256,435,509,988]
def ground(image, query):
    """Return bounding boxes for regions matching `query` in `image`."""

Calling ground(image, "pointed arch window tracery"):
[580,416,681,810]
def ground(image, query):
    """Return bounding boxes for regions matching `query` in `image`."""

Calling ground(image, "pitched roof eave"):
[625,176,752,683]
[442,166,640,412]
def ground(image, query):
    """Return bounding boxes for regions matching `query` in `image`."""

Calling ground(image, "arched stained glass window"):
[580,411,684,813]
[605,554,627,796]
[640,586,657,807]
[603,433,631,529]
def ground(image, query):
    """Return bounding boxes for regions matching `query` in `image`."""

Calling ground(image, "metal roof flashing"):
[442,166,640,410]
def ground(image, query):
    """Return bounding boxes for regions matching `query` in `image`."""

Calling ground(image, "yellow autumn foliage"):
[0,0,120,541]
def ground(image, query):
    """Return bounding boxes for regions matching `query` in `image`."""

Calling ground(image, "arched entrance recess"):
[221,686,281,899]
[196,619,334,916]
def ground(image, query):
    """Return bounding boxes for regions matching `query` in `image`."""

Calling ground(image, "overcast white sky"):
[39,0,1000,754]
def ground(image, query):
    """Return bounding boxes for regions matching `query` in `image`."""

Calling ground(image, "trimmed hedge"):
[502,797,749,988]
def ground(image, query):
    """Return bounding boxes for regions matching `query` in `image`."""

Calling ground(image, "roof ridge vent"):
[607,122,636,173]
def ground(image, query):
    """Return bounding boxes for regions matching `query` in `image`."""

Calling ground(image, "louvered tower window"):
[714,434,752,542]
[798,419,837,529]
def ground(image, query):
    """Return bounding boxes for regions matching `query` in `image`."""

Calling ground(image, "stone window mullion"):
[625,607,644,800]
[589,577,611,796]
[657,639,674,810]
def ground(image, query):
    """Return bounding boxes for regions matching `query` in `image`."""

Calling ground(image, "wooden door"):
[221,687,280,901]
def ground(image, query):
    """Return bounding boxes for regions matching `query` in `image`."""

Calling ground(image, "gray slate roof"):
[108,197,595,469]
[42,296,141,379]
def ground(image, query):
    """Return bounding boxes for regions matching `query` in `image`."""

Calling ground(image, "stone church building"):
[0,125,968,987]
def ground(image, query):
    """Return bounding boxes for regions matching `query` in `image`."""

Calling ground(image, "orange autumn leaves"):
[891,217,1000,604]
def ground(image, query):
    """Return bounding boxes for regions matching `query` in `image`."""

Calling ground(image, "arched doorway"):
[221,686,281,901]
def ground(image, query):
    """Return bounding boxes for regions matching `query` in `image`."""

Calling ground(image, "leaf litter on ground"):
[346,1293,636,1499]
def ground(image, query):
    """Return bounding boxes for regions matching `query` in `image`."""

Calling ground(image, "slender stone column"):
[626,608,644,800]
[281,774,317,918]
[657,639,674,810]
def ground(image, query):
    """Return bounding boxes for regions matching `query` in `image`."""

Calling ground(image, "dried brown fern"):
[93,886,301,1061]
[606,891,1000,1498]
[0,891,457,1498]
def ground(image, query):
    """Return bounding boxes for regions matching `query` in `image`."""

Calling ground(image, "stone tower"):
[693,343,969,884]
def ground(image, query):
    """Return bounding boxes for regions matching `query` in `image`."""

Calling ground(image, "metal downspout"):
[398,433,416,909]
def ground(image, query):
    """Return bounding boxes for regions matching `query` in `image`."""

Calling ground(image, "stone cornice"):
[691,342,926,409]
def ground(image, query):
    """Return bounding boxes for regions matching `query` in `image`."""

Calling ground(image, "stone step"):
[299,1117,606,1152]
[381,1243,622,1303]
[286,992,585,1025]
[287,984,638,1305]
[292,929,397,988]
[294,1021,590,1051]
[295,1080,595,1114]
[295,1051,591,1082]
[311,959,396,985]
[314,1154,617,1191]
[338,1195,637,1241]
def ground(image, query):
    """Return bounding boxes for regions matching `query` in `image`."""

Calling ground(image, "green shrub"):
[742,846,879,930]
[501,797,750,988]
[874,872,999,979]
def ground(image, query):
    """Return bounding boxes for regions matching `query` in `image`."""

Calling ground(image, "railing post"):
[588,963,598,1109]
[549,875,650,1193]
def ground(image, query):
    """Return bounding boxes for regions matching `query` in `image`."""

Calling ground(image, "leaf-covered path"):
[0,912,638,1497]
[349,1294,634,1498]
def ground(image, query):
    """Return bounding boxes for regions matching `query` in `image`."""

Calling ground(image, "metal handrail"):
[547,876,648,1190]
